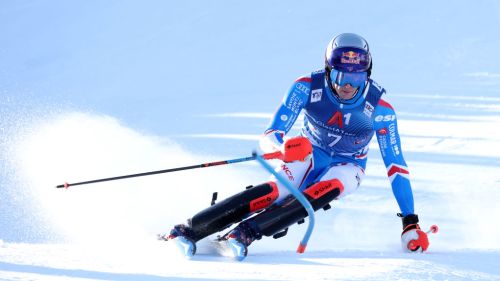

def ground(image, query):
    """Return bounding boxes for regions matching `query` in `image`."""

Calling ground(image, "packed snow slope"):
[1,0,500,280]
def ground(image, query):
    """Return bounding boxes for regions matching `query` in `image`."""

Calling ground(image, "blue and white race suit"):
[261,69,415,216]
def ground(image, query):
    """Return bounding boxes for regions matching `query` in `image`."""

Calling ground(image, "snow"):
[0,244,499,280]
[1,102,498,281]
[1,0,500,280]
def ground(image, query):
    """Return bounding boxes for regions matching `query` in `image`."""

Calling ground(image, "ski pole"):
[56,151,283,189]
[254,152,316,254]
[427,225,439,234]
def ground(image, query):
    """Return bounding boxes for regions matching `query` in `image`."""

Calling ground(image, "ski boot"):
[160,224,197,258]
[217,222,257,261]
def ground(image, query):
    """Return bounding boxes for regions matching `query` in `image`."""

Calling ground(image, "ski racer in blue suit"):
[165,33,430,260]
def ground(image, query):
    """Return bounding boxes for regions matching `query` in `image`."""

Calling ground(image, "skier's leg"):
[170,154,314,240]
[166,181,278,243]
[271,159,314,202]
[223,163,364,247]
[164,155,315,259]
[316,163,365,199]
[164,181,279,257]
[244,178,344,239]
[187,181,279,241]
[214,178,343,259]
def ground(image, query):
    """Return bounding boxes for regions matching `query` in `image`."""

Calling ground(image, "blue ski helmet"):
[325,33,372,102]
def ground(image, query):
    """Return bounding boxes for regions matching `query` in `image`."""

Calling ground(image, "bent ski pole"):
[56,151,282,189]
[254,152,316,254]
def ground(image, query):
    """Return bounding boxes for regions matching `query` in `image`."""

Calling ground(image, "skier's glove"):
[400,214,429,253]
[281,136,313,163]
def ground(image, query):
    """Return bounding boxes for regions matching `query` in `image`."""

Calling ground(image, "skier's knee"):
[303,178,344,209]
[248,181,279,212]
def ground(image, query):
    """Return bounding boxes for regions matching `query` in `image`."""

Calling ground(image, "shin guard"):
[188,182,278,241]
[248,179,344,238]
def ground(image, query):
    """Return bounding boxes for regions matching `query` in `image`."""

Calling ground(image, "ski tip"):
[297,243,307,254]
[157,234,168,241]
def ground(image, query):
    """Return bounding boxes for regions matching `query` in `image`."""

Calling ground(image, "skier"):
[163,33,430,260]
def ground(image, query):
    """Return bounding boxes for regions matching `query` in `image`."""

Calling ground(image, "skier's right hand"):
[281,136,313,163]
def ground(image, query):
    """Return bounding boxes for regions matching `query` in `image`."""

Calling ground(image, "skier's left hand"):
[400,214,429,252]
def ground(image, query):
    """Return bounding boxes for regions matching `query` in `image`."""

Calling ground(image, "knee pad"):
[188,182,278,241]
[248,179,344,238]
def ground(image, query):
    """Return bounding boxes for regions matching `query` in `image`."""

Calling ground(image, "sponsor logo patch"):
[378,128,387,135]
[364,101,374,117]
[341,51,362,65]
[295,83,310,95]
[389,123,400,155]
[311,89,322,103]
[375,115,396,122]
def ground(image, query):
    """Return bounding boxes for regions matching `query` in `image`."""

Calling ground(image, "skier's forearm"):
[261,78,311,152]
[374,98,415,215]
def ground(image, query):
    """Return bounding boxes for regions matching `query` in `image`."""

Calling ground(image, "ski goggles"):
[326,46,371,72]
[329,69,368,88]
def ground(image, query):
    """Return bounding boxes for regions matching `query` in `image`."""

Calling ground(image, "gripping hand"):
[281,136,313,163]
[400,214,429,252]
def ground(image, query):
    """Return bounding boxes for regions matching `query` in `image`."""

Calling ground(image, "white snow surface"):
[1,107,499,280]
[1,1,500,280]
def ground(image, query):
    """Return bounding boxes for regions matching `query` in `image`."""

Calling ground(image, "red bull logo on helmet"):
[341,51,362,64]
